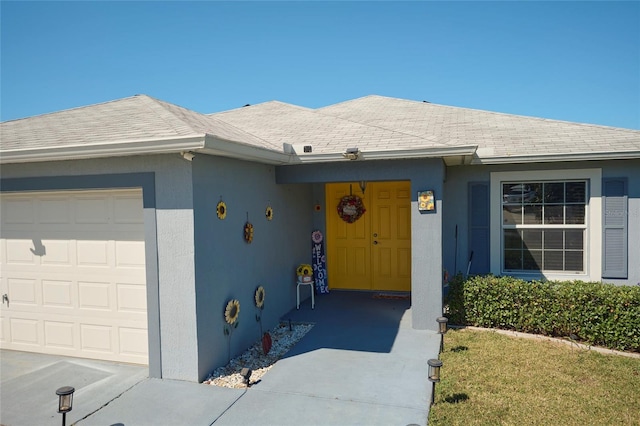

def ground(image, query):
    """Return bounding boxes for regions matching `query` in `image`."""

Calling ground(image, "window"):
[490,168,602,280]
[502,181,586,272]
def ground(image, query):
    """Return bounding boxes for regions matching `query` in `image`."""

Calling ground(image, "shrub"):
[445,275,640,352]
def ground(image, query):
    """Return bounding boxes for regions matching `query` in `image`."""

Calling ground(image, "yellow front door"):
[326,181,411,292]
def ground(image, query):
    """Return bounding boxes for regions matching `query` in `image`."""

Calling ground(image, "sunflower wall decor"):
[253,285,271,354]
[224,299,240,326]
[337,194,366,223]
[244,222,254,243]
[254,286,265,309]
[265,205,274,221]
[216,200,227,220]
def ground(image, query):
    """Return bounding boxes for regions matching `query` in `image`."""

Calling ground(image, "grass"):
[428,328,640,426]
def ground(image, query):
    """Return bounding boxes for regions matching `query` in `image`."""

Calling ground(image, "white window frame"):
[490,168,602,281]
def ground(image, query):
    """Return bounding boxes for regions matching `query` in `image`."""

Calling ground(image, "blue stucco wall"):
[443,159,640,286]
[192,156,313,381]
[276,158,445,331]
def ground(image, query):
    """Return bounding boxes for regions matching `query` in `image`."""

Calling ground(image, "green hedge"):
[445,275,640,352]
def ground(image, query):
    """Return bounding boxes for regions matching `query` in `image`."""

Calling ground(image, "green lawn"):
[428,328,640,426]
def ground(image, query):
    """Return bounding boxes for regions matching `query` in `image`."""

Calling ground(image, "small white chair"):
[296,278,315,309]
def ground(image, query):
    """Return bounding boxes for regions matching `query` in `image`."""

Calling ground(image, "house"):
[1,95,638,382]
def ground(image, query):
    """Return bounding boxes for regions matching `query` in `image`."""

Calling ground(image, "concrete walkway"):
[1,291,441,426]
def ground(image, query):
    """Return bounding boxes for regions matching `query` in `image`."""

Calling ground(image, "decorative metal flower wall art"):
[244,222,254,243]
[217,200,227,220]
[223,298,240,363]
[265,205,274,221]
[254,286,265,309]
[224,299,240,326]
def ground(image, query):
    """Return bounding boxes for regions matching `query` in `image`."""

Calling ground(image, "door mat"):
[372,292,411,300]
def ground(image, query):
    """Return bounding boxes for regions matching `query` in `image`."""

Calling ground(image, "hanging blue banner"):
[311,230,329,294]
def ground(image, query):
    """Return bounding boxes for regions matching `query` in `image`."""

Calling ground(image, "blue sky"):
[2,1,639,129]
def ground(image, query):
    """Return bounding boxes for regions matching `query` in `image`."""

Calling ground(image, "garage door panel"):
[119,327,148,357]
[75,197,110,224]
[10,318,39,345]
[5,240,37,264]
[78,281,112,311]
[42,280,73,308]
[1,189,148,364]
[41,240,72,265]
[44,320,75,349]
[115,241,145,267]
[114,196,144,224]
[2,198,35,224]
[39,197,71,224]
[77,241,110,266]
[8,278,38,305]
[81,324,113,353]
[117,284,147,313]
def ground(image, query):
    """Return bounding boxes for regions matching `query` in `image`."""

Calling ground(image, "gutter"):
[285,145,479,164]
[0,136,207,164]
[472,150,640,165]
[202,135,292,165]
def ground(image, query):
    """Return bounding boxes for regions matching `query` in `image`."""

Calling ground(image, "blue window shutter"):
[468,182,490,274]
[602,178,628,279]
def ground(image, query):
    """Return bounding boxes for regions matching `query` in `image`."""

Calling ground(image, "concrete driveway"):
[0,350,147,426]
[1,291,441,426]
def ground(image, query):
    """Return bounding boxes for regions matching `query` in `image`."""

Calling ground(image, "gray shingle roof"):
[0,95,274,151]
[210,101,443,154]
[2,93,639,165]
[318,95,640,160]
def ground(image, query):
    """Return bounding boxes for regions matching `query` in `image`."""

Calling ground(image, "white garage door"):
[0,189,148,364]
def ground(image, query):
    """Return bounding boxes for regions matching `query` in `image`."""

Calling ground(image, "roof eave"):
[0,136,206,164]
[472,150,640,165]
[286,145,478,165]
[202,135,292,165]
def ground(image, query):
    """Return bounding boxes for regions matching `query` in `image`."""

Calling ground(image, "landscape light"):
[427,359,443,406]
[56,386,75,426]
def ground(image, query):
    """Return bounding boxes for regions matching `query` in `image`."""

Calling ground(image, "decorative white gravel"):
[203,322,314,388]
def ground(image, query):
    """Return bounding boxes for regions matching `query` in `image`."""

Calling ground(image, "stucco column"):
[155,164,199,381]
[410,175,444,331]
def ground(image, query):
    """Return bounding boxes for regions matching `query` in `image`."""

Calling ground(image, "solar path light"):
[436,316,449,353]
[56,386,75,426]
[427,359,443,406]
[240,367,252,386]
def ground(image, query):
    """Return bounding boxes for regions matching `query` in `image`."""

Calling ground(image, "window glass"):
[523,250,542,270]
[501,180,586,273]
[503,205,521,225]
[565,251,584,271]
[544,251,564,270]
[566,182,586,203]
[566,205,585,224]
[504,250,522,270]
[504,229,522,249]
[522,230,542,250]
[545,183,564,203]
[565,230,583,249]
[523,205,542,224]
[544,206,564,224]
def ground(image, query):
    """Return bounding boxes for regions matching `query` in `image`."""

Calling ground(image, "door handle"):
[2,294,8,307]
[373,241,378,245]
